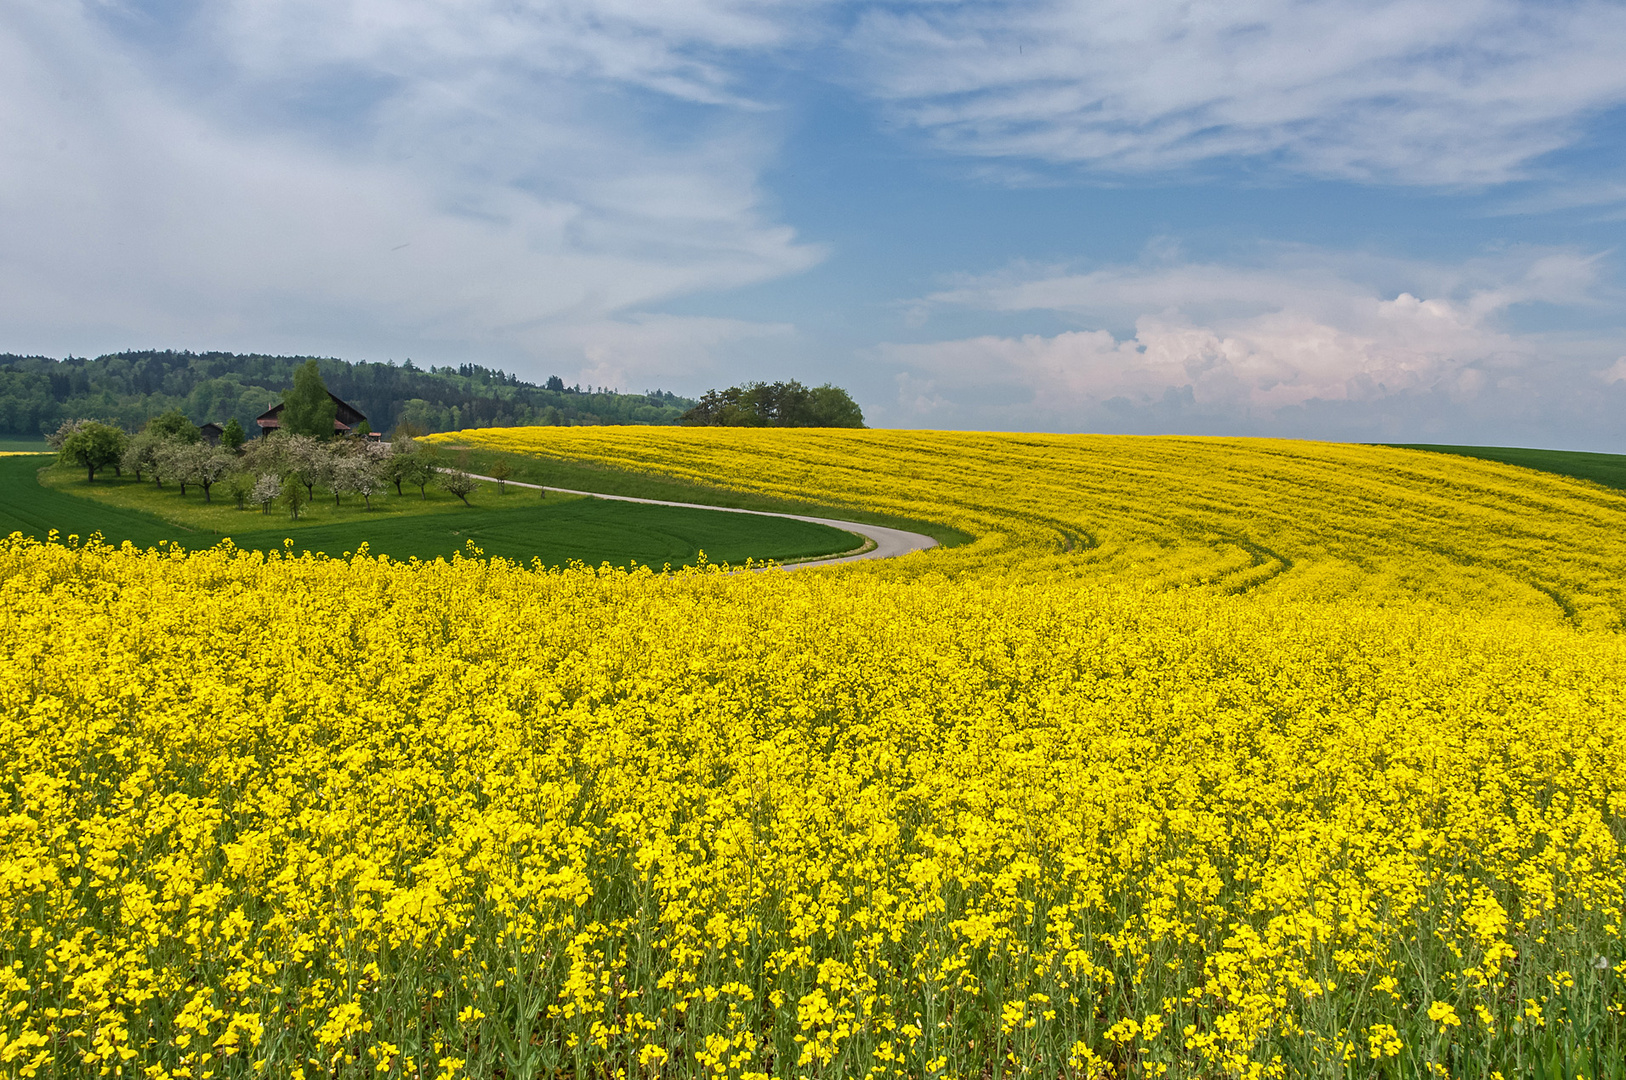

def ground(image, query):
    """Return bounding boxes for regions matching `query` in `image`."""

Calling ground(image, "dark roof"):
[256,391,367,433]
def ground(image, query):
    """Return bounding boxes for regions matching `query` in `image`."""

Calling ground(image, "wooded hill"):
[0,350,696,437]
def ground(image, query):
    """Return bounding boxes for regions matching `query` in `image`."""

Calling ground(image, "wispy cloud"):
[847,0,1626,184]
[195,0,819,110]
[0,0,823,380]
[1485,181,1626,219]
[922,246,1615,322]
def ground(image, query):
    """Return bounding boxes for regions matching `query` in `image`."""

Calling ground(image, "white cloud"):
[545,314,796,391]
[0,0,822,378]
[847,0,1626,184]
[879,250,1626,439]
[204,0,812,106]
[1489,181,1626,219]
[924,247,1613,325]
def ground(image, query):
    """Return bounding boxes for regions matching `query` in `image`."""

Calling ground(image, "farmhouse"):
[256,392,378,438]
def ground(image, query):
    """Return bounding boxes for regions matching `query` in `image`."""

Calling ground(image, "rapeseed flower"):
[2,430,1623,1078]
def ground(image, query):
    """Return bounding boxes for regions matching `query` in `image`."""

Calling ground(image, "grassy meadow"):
[3,430,1625,1080]
[440,441,974,549]
[4,455,860,568]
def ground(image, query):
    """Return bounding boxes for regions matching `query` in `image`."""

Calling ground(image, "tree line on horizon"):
[679,381,865,428]
[0,350,696,438]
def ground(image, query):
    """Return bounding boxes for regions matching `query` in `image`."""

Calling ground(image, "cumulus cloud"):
[0,0,821,382]
[847,0,1626,184]
[880,250,1626,441]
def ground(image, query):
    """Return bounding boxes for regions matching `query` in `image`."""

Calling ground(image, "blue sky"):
[5,0,1626,446]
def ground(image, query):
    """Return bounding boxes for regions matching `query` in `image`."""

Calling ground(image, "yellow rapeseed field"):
[3,429,1624,1080]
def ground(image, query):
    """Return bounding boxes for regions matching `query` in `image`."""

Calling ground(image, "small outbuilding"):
[199,422,224,446]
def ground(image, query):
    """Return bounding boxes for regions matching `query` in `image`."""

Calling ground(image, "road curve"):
[463,473,938,569]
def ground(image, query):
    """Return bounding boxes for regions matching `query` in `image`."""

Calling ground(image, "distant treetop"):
[680,381,864,428]
[277,360,341,438]
[144,408,201,443]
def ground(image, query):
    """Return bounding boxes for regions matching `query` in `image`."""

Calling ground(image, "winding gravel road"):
[464,474,938,569]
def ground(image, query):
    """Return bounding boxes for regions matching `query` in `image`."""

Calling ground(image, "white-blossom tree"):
[157,441,206,496]
[251,473,281,514]
[282,435,325,501]
[196,447,236,503]
[333,454,383,510]
[121,432,162,482]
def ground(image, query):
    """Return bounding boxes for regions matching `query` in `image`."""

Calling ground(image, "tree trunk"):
[86,464,95,482]
[202,483,212,503]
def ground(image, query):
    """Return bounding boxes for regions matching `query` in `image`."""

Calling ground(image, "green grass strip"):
[452,446,977,549]
[0,455,196,547]
[1383,444,1626,492]
[0,456,860,568]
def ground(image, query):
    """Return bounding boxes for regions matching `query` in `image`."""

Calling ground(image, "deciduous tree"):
[679,381,864,428]
[227,469,256,510]
[280,360,338,438]
[436,467,479,506]
[158,441,205,496]
[334,454,382,510]
[383,437,415,495]
[60,421,129,482]
[197,448,235,503]
[48,418,105,452]
[282,435,326,500]
[282,475,308,519]
[488,458,512,494]
[121,432,161,482]
[145,408,201,443]
[252,473,280,514]
[242,431,287,477]
[404,444,439,500]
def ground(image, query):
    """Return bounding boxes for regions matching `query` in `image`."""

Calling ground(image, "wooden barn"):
[256,392,376,438]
